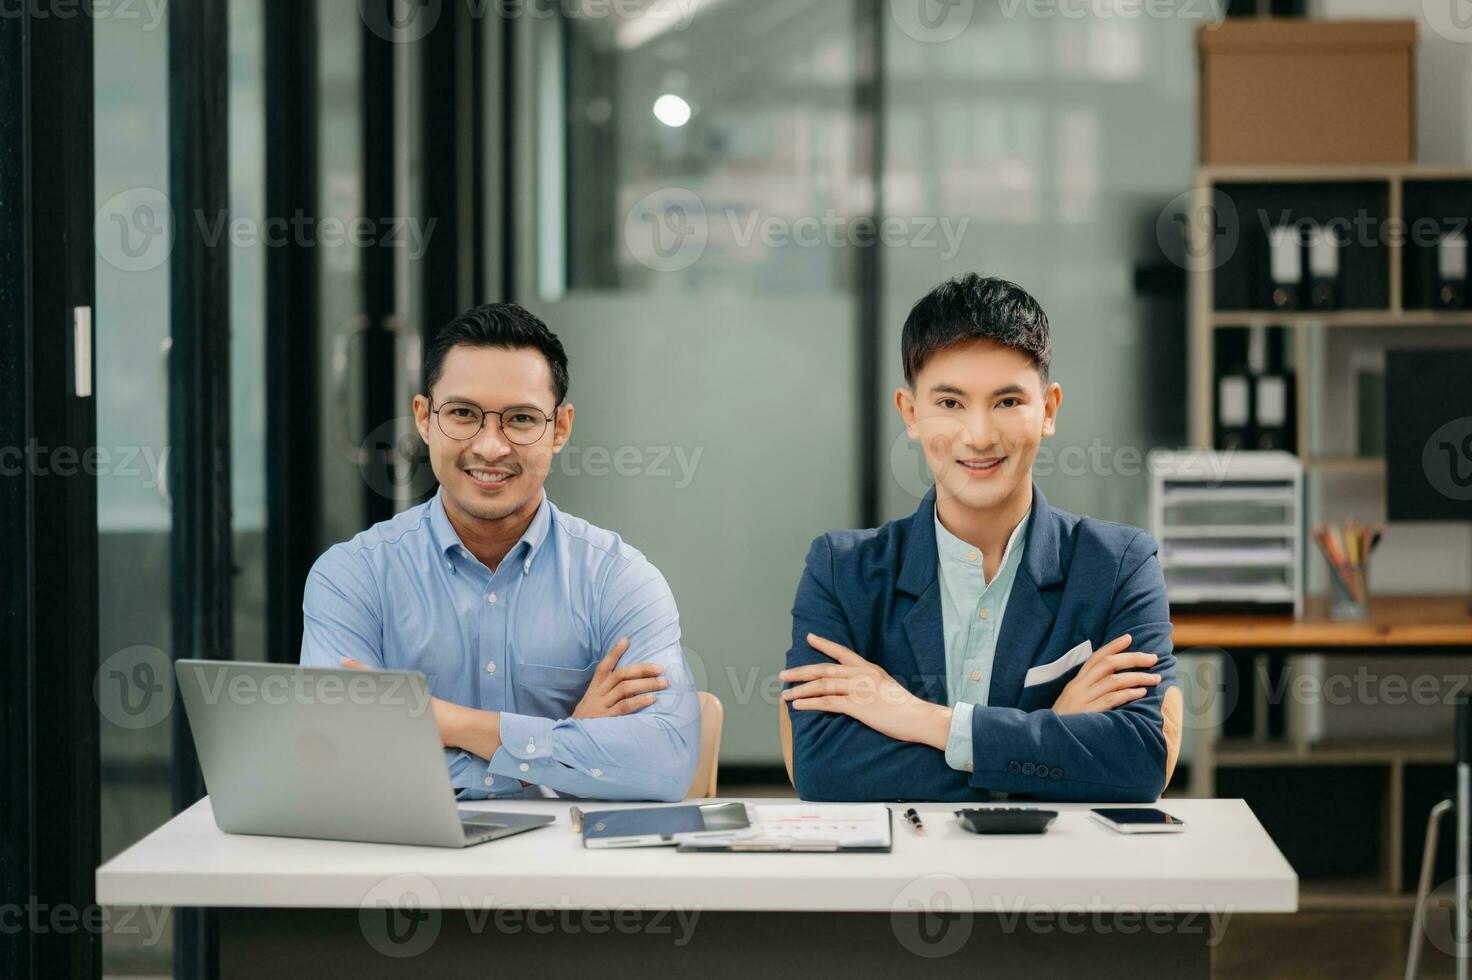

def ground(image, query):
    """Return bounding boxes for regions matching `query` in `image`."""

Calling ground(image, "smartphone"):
[1088,807,1186,834]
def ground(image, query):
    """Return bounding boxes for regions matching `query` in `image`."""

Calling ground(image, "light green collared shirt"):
[936,506,1031,773]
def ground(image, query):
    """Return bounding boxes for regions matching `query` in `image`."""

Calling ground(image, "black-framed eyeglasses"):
[429,399,556,445]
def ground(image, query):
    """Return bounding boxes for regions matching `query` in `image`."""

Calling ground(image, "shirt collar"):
[934,506,1032,573]
[429,488,554,571]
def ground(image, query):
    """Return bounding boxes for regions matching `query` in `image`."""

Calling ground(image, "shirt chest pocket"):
[513,661,596,718]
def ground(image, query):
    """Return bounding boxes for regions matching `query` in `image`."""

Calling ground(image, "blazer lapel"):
[897,490,949,704]
[988,484,1066,710]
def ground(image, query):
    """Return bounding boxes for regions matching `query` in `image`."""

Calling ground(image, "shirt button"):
[484,776,493,786]
[487,592,497,604]
[461,548,471,559]
[519,763,530,773]
[591,768,603,778]
[525,742,535,753]
[978,608,989,619]
[966,550,978,562]
[966,763,974,773]
[486,662,496,673]
[970,670,982,682]
[523,560,531,574]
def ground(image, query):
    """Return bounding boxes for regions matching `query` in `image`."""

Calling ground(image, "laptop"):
[175,660,553,847]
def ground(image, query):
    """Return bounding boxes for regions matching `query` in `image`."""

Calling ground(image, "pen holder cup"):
[1327,562,1370,622]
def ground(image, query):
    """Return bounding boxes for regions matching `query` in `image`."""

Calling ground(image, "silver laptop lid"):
[175,660,466,847]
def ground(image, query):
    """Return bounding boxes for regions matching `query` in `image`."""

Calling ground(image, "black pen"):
[903,807,926,834]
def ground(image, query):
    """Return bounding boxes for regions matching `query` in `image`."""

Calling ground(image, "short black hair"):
[422,302,569,405]
[900,274,1051,386]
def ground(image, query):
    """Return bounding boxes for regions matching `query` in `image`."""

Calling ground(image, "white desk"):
[98,796,1296,978]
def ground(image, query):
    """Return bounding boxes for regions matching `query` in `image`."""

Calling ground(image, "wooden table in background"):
[1169,594,1472,910]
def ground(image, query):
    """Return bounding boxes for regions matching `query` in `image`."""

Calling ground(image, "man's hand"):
[779,633,951,750]
[1051,633,1161,716]
[571,638,668,720]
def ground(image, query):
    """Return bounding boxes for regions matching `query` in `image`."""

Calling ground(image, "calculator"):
[954,807,1058,835]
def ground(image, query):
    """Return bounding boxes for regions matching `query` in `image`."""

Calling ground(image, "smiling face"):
[895,338,1060,512]
[413,344,573,526]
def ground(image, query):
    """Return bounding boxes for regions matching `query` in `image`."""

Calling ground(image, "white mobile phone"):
[1088,807,1186,834]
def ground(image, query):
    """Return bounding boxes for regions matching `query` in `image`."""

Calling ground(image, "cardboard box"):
[1199,20,1416,165]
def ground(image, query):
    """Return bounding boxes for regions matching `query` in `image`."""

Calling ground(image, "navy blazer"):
[785,484,1176,803]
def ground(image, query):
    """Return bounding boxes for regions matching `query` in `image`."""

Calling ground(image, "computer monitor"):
[1385,349,1472,521]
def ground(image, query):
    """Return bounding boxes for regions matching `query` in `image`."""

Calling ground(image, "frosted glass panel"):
[521,0,865,763]
[879,8,1198,527]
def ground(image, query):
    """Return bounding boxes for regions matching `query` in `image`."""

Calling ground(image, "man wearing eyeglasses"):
[301,303,700,802]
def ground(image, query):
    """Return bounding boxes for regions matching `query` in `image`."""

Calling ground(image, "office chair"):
[1405,695,1470,980]
[685,691,724,799]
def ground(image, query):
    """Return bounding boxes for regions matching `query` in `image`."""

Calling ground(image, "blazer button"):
[1021,762,1035,776]
[1035,761,1047,776]
[1007,761,1021,775]
[1050,767,1063,779]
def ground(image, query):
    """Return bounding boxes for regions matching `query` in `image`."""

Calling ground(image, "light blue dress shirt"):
[937,508,1031,773]
[300,489,700,802]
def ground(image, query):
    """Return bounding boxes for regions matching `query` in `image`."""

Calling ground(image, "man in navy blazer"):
[781,274,1177,803]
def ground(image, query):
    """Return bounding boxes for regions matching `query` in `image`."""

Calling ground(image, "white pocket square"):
[1023,639,1093,687]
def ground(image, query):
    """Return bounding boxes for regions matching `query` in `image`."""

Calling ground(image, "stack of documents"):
[578,802,892,852]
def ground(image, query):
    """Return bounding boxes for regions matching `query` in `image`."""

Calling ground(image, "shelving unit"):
[1187,163,1472,452]
[1181,164,1472,911]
